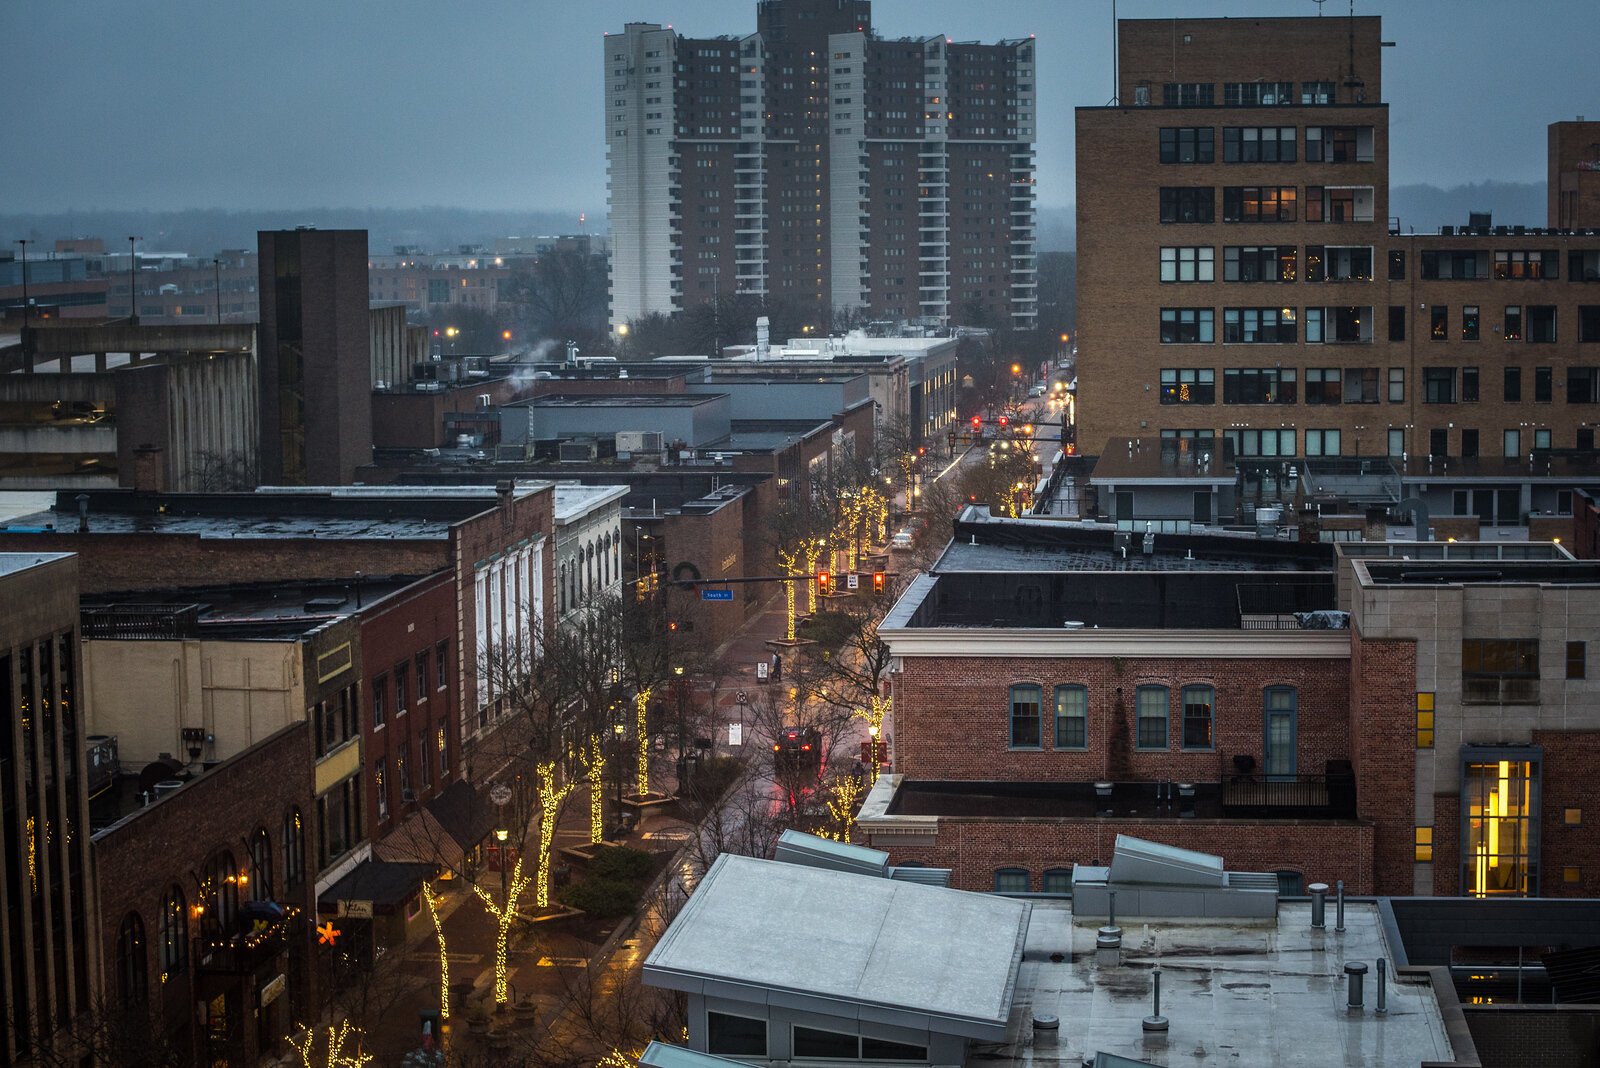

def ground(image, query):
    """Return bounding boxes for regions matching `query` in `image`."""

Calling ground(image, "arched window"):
[1042,867,1073,895]
[249,828,273,901]
[1275,870,1304,896]
[282,808,305,890]
[993,867,1030,893]
[117,911,147,1004]
[159,886,187,978]
[201,851,238,937]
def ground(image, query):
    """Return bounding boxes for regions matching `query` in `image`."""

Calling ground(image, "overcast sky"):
[6,0,1595,219]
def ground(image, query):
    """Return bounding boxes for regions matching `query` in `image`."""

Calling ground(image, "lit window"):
[1563,866,1582,884]
[1416,692,1435,748]
[1415,826,1433,862]
[1565,807,1582,826]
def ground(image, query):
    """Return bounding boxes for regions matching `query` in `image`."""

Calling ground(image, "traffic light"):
[816,570,832,594]
[916,446,926,457]
[998,414,1009,428]
[971,415,982,430]
[872,571,886,595]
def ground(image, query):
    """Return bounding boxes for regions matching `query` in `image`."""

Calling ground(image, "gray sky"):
[6,0,1595,217]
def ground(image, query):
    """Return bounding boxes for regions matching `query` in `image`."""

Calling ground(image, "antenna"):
[1108,0,1119,106]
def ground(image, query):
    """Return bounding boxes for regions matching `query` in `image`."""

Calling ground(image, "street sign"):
[701,587,734,601]
[728,722,743,746]
[846,573,860,590]
[489,784,512,808]
[338,900,373,919]
[757,661,769,681]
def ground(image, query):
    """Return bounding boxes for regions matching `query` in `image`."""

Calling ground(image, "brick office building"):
[862,511,1600,899]
[1075,17,1600,501]
[605,0,1037,329]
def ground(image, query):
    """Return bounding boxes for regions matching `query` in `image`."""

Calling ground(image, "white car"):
[891,530,914,549]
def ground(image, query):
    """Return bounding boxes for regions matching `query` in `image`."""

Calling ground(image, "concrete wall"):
[525,396,731,449]
[686,378,864,423]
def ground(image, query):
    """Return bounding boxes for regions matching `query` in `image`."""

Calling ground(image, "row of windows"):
[1157,81,1336,107]
[1159,306,1372,344]
[1160,186,1373,224]
[372,642,449,730]
[991,866,1307,896]
[1160,125,1374,165]
[1007,683,1294,750]
[1162,426,1597,462]
[707,1011,926,1061]
[1159,365,1600,408]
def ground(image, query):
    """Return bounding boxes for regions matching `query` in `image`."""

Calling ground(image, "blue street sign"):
[700,588,734,601]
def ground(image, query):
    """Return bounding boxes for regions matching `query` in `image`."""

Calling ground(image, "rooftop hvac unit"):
[559,439,599,462]
[616,430,665,454]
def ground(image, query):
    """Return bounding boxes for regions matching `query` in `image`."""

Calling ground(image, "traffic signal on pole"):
[998,414,1009,428]
[971,415,981,430]
[872,571,886,595]
[816,570,832,594]
[916,445,926,457]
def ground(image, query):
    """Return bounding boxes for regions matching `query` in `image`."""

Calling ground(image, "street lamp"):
[213,258,223,325]
[612,721,626,810]
[494,826,509,905]
[127,236,141,324]
[13,240,28,356]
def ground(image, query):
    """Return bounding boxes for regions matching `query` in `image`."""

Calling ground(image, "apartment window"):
[1462,639,1538,704]
[1181,685,1214,749]
[1223,367,1297,404]
[1568,641,1587,680]
[1528,306,1556,343]
[1136,685,1169,750]
[1160,368,1215,404]
[1569,367,1600,404]
[1223,185,1297,222]
[1493,250,1558,280]
[1343,367,1380,403]
[1305,306,1372,343]
[1572,250,1600,281]
[415,650,429,701]
[1160,246,1215,282]
[1160,308,1214,343]
[1504,367,1521,402]
[1305,368,1343,405]
[159,886,187,978]
[1424,368,1455,404]
[1535,429,1552,450]
[1305,429,1342,456]
[1462,367,1480,402]
[1536,366,1553,402]
[1416,692,1435,748]
[1461,305,1480,341]
[1223,307,1297,343]
[1305,245,1373,282]
[1430,306,1448,340]
[317,774,363,868]
[1009,684,1042,748]
[708,1012,768,1057]
[1054,685,1087,749]
[1222,126,1296,163]
[1224,81,1292,106]
[438,721,450,777]
[1160,127,1214,163]
[1162,82,1214,106]
[417,728,431,790]
[1305,125,1374,163]
[1579,307,1600,342]
[1224,245,1296,282]
[1388,367,1405,402]
[1580,428,1596,449]
[1421,249,1489,280]
[1504,305,1523,341]
[1430,428,1449,457]
[375,758,388,821]
[1388,306,1406,342]
[1300,81,1335,104]
[436,641,448,690]
[993,868,1030,893]
[1566,808,1583,826]
[1461,753,1539,896]
[395,662,409,715]
[1415,826,1434,863]
[1388,249,1406,280]
[1226,428,1297,458]
[1160,187,1214,224]
[372,674,387,729]
[314,687,357,758]
[1388,428,1406,457]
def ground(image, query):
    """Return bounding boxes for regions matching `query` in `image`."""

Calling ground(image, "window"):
[1388,249,1406,280]
[415,650,430,700]
[1223,185,1297,222]
[1580,306,1600,343]
[282,808,305,889]
[1564,866,1582,884]
[1181,685,1214,749]
[1505,428,1523,457]
[1570,367,1600,404]
[1305,125,1374,163]
[794,1026,859,1059]
[1136,685,1169,749]
[1305,245,1373,282]
[1009,684,1042,748]
[436,640,449,690]
[1388,306,1406,342]
[1415,826,1434,863]
[1305,185,1374,223]
[1536,367,1553,402]
[1225,428,1296,458]
[1162,82,1214,106]
[395,662,409,715]
[1224,245,1296,282]
[418,728,432,790]
[117,912,147,1004]
[1421,249,1489,280]
[1305,429,1342,456]
[1276,871,1304,896]
[1494,250,1558,280]
[1565,808,1583,826]
[1416,692,1435,748]
[1573,250,1600,281]
[375,757,389,821]
[1430,428,1449,457]
[1054,685,1087,749]
[1388,367,1405,402]
[1305,306,1372,343]
[993,867,1029,893]
[1224,81,1293,106]
[1462,367,1479,402]
[1160,187,1214,224]
[1528,306,1556,343]
[318,774,364,868]
[372,674,387,729]
[708,1012,767,1057]
[439,721,450,777]
[1568,641,1587,680]
[1342,368,1380,403]
[200,851,239,939]
[1042,868,1072,894]
[249,827,273,901]
[1301,81,1335,104]
[1430,306,1448,340]
[1305,368,1343,405]
[314,686,357,758]
[1222,126,1296,163]
[1504,305,1523,341]
[159,886,187,978]
[1160,368,1215,403]
[1160,246,1214,282]
[1223,307,1297,343]
[1388,428,1405,457]
[1160,308,1214,343]
[1160,127,1214,164]
[1504,367,1521,403]
[1462,755,1539,896]
[1223,367,1297,404]
[1462,639,1539,703]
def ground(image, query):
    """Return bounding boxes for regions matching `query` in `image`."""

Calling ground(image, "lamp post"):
[213,257,223,325]
[13,240,28,361]
[494,827,509,909]
[127,236,141,323]
[612,721,626,810]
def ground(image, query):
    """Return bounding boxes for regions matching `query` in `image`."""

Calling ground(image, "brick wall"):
[1532,728,1600,897]
[1464,1006,1600,1068]
[875,816,1374,893]
[1349,626,1418,895]
[893,653,1350,783]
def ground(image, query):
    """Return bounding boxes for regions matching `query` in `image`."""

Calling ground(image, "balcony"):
[197,903,289,975]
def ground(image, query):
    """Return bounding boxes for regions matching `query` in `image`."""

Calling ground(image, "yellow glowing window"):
[1416,692,1435,748]
[1565,807,1582,826]
[1563,866,1581,884]
[1415,825,1434,862]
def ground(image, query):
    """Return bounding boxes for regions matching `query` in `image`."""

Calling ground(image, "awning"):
[316,860,435,916]
[373,779,500,873]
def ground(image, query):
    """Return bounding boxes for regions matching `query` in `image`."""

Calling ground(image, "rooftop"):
[0,550,72,578]
[1090,438,1235,485]
[81,575,422,639]
[552,482,628,523]
[520,393,716,408]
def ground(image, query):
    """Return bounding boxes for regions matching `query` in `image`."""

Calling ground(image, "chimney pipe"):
[1142,968,1169,1031]
[1309,882,1328,928]
[1345,962,1368,1011]
[76,493,90,533]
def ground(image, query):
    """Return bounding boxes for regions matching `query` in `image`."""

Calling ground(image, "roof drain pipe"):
[1394,497,1431,541]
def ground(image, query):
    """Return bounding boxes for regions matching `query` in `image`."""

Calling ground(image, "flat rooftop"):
[1001,901,1456,1067]
[82,575,423,638]
[520,393,717,408]
[0,550,73,577]
[1360,560,1600,587]
[552,482,628,523]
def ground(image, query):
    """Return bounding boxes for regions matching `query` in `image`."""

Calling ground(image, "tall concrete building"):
[257,228,372,485]
[605,0,1038,332]
[1076,17,1600,488]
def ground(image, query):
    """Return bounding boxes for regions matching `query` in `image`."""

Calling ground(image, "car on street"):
[773,726,823,770]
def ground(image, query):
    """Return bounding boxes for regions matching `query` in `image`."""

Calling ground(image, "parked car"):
[772,726,823,770]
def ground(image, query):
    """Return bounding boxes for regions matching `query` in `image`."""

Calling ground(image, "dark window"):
[372,674,386,729]
[1462,429,1479,457]
[1305,125,1372,162]
[283,807,305,888]
[1042,868,1073,894]
[1343,367,1380,404]
[993,867,1030,892]
[1504,367,1521,402]
[1224,81,1293,106]
[395,662,409,714]
[1462,305,1480,341]
[415,650,430,699]
[1462,639,1539,704]
[1528,306,1557,343]
[1160,308,1214,343]
[1162,82,1214,106]
[1569,367,1600,404]
[314,686,357,758]
[1579,428,1595,449]
[1160,127,1214,164]
[1160,187,1215,224]
[1223,367,1297,404]
[159,886,187,978]
[1054,685,1087,748]
[1181,685,1214,749]
[1223,245,1296,282]
[1010,684,1042,748]
[1568,642,1587,680]
[1579,306,1600,342]
[436,640,449,690]
[249,827,273,901]
[1388,250,1406,280]
[1388,306,1406,342]
[117,912,147,1004]
[1504,305,1523,341]
[1276,871,1305,896]
[1223,185,1297,222]
[708,1012,767,1057]
[1424,368,1455,404]
[1222,126,1296,163]
[1430,428,1449,457]
[1462,367,1479,403]
[1160,368,1215,403]
[1536,367,1553,402]
[794,1026,859,1059]
[1305,368,1344,405]
[861,1036,928,1061]
[1571,250,1600,281]
[1136,685,1169,749]
[1223,307,1297,343]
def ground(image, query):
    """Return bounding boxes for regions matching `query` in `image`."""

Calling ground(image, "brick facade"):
[1530,729,1600,898]
[1348,626,1419,895]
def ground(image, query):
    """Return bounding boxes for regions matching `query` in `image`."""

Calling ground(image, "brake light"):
[772,744,781,751]
[801,744,811,751]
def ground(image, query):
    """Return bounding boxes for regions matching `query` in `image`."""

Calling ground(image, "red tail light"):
[772,744,781,751]
[801,744,811,751]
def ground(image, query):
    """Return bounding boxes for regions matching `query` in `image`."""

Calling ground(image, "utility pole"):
[213,257,223,325]
[127,236,141,324]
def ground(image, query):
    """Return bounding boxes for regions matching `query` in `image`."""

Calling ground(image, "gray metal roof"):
[773,829,889,877]
[644,853,1030,1040]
